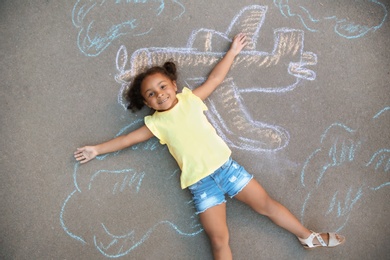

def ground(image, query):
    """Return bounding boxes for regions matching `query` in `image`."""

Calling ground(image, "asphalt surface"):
[1,1,389,259]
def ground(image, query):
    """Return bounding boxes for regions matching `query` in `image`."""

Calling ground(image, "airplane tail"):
[187,5,268,52]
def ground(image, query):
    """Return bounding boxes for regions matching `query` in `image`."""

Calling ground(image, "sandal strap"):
[328,233,341,247]
[299,231,327,247]
[314,232,327,247]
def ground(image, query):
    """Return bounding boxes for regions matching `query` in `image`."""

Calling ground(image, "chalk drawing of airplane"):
[116,5,318,152]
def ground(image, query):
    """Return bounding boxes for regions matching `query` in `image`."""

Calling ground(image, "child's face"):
[141,73,178,112]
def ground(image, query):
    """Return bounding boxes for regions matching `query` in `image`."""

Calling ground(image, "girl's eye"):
[161,85,166,89]
[148,92,154,97]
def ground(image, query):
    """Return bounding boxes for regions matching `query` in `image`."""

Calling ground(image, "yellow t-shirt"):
[144,87,231,189]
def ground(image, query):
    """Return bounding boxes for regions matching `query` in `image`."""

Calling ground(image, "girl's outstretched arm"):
[74,125,154,164]
[193,33,247,101]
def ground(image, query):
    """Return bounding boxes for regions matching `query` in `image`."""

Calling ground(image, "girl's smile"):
[141,73,178,111]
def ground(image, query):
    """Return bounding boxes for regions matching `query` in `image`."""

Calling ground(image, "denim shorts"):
[188,158,253,214]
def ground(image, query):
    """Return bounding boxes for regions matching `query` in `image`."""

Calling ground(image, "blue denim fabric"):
[188,158,253,214]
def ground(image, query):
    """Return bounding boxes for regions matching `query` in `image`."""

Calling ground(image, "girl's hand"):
[229,33,248,56]
[74,146,98,164]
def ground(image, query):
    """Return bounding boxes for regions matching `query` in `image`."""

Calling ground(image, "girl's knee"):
[209,233,229,249]
[256,195,278,216]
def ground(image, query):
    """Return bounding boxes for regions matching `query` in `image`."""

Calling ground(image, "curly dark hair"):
[125,61,178,112]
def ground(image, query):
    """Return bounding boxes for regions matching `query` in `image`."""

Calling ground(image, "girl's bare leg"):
[234,179,313,239]
[199,203,232,260]
[235,179,344,246]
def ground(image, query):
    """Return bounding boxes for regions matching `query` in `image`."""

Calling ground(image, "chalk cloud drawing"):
[115,5,318,152]
[61,120,202,258]
[273,0,388,39]
[300,107,389,232]
[72,0,186,56]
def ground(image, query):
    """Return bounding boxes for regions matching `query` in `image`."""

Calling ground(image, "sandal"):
[298,231,345,249]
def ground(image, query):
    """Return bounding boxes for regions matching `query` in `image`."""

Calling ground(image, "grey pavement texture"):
[1,1,389,259]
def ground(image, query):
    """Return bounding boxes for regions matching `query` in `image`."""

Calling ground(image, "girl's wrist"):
[94,145,101,156]
[226,49,238,58]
